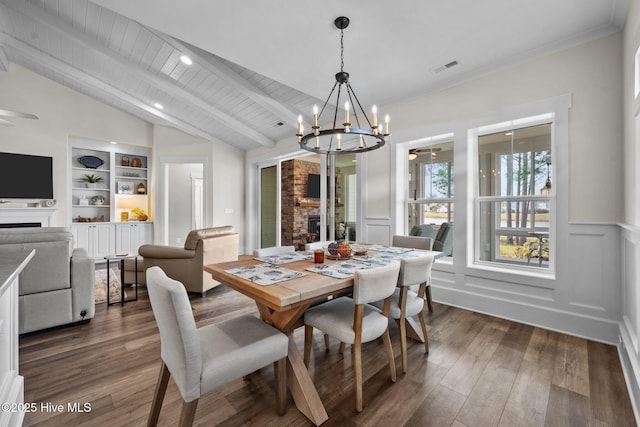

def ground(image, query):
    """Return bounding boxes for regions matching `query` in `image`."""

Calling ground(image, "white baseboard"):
[619,321,640,425]
[434,285,619,344]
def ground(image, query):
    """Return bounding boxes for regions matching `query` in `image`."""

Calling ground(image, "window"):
[475,121,552,269]
[408,141,454,256]
[345,173,357,222]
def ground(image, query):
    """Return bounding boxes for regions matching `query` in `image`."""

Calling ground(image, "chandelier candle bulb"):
[384,115,390,136]
[313,105,318,127]
[359,135,364,148]
[337,134,342,150]
[297,115,303,140]
[315,136,320,149]
[372,105,378,127]
[344,101,350,126]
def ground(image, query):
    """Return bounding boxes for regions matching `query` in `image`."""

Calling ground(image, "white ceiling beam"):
[1,0,275,147]
[0,33,214,140]
[148,28,300,128]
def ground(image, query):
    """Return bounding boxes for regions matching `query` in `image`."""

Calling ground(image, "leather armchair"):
[139,226,239,294]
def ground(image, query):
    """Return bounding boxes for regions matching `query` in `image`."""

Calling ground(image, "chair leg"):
[418,311,430,354]
[304,325,313,368]
[147,361,170,427]
[426,284,433,312]
[274,358,287,415]
[381,329,397,383]
[178,400,198,427]
[398,287,409,374]
[339,342,346,354]
[324,333,330,352]
[353,340,363,412]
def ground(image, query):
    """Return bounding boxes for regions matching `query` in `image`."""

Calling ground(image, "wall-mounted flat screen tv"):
[0,152,53,199]
[307,173,321,198]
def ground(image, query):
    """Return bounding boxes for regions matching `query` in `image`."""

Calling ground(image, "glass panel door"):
[260,165,278,248]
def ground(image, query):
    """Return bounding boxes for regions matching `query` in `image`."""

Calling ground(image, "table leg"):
[401,317,425,343]
[286,337,329,426]
[120,258,125,307]
[106,260,111,305]
[134,256,138,301]
[255,302,328,425]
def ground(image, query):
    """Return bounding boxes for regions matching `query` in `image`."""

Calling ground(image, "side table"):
[104,254,139,306]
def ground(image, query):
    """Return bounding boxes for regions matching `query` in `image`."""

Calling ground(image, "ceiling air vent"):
[433,60,459,74]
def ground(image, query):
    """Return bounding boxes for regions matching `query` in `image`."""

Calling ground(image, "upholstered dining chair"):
[303,261,401,412]
[253,245,296,257]
[146,267,289,427]
[371,255,434,373]
[391,234,434,311]
[392,234,434,251]
[304,240,333,251]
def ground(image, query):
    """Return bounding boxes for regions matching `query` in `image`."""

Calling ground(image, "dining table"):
[203,246,440,425]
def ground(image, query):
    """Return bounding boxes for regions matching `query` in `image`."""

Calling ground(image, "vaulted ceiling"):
[0,0,628,151]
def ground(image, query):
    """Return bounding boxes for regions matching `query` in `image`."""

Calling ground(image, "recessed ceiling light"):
[154,103,164,110]
[180,55,192,65]
[110,141,117,145]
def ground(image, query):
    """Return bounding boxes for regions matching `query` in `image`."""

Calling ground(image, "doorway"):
[160,157,206,246]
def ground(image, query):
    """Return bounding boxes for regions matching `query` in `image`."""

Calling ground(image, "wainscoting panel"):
[620,224,640,420]
[567,226,618,313]
[363,218,392,246]
[432,223,621,344]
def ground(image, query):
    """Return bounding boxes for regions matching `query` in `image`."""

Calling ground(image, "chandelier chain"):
[340,28,344,73]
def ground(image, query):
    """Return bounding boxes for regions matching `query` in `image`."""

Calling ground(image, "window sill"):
[466,261,555,288]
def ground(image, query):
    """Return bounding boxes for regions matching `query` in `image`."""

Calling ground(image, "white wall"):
[0,64,151,226]
[621,0,640,418]
[167,163,203,245]
[152,125,245,253]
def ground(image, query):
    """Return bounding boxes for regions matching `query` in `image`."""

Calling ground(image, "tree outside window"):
[477,123,552,268]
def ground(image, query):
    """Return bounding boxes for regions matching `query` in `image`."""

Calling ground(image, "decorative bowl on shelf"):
[78,155,104,169]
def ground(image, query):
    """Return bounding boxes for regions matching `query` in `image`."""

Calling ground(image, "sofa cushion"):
[0,227,73,294]
[19,289,73,334]
[184,226,234,250]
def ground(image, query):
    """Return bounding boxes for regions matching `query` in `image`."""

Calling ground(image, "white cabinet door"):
[115,223,134,254]
[71,224,115,260]
[93,224,116,259]
[71,224,91,251]
[115,223,153,255]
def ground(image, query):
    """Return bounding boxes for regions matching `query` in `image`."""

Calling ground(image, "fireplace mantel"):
[0,207,56,227]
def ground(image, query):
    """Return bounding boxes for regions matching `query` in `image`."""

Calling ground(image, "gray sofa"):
[410,222,453,256]
[0,227,95,334]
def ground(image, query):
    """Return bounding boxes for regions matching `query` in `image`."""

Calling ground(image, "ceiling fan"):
[0,109,39,126]
[409,147,441,160]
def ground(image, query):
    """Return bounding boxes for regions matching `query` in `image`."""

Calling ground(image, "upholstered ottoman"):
[123,256,146,286]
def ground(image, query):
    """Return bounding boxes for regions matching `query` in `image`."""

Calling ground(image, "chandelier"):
[296,16,389,155]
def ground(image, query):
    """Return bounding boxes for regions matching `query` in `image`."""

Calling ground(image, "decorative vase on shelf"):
[137,183,146,194]
[131,157,142,168]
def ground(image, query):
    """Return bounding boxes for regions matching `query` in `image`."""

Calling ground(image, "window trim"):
[469,114,557,277]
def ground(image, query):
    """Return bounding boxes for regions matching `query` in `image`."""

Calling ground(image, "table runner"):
[307,251,424,279]
[255,251,314,264]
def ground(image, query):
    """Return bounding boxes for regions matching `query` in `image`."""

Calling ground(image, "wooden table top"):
[204,255,354,312]
[204,248,441,313]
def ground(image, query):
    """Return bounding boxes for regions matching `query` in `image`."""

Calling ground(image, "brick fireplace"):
[281,158,321,248]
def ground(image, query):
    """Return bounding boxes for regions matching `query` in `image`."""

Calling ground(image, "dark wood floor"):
[19,285,636,426]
